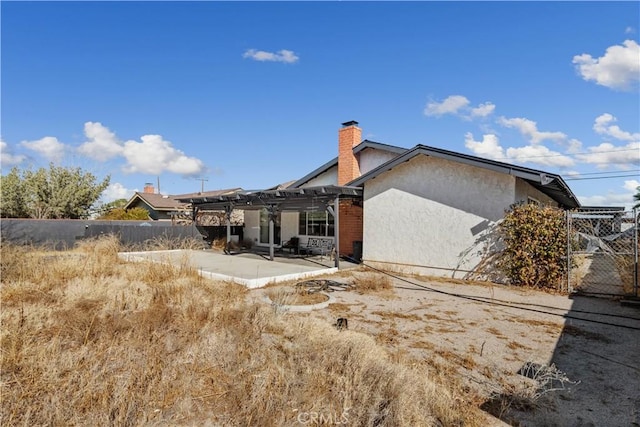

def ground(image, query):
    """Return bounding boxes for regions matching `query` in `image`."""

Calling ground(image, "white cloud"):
[573,40,640,91]
[505,145,575,168]
[567,139,583,154]
[465,132,574,167]
[464,132,504,160]
[424,95,495,120]
[101,182,135,203]
[243,49,299,63]
[497,116,566,144]
[593,113,640,142]
[470,102,496,118]
[623,179,640,191]
[122,135,205,176]
[424,95,470,116]
[579,179,639,208]
[0,140,26,166]
[625,27,636,35]
[20,136,65,163]
[78,122,123,161]
[578,192,636,207]
[74,122,207,176]
[576,141,640,168]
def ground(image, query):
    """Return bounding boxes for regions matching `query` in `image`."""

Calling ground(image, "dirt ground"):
[252,269,640,427]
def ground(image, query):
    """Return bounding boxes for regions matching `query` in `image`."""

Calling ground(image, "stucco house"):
[185,121,580,278]
[348,143,579,277]
[242,121,579,275]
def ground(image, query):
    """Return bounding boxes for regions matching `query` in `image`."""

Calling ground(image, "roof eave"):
[289,157,338,188]
[347,145,580,208]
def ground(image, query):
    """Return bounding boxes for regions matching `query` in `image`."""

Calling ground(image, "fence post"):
[566,210,572,294]
[634,208,638,298]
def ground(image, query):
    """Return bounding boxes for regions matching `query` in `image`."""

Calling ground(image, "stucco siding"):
[358,149,399,175]
[363,154,515,276]
[301,166,338,187]
[514,178,559,207]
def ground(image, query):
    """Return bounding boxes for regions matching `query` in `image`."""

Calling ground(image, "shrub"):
[498,203,570,291]
[98,207,150,220]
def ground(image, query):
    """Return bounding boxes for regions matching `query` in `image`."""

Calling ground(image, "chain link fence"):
[567,208,638,297]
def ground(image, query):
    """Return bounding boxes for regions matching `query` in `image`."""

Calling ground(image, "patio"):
[119,248,358,288]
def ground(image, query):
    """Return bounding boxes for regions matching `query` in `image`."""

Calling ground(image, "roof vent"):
[341,120,359,127]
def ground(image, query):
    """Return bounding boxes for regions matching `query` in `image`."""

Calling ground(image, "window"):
[298,211,334,236]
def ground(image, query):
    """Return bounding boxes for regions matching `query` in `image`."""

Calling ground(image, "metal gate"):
[567,208,638,297]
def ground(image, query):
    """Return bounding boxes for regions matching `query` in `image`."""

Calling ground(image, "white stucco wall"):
[302,166,338,187]
[514,178,559,207]
[358,149,399,175]
[363,155,516,278]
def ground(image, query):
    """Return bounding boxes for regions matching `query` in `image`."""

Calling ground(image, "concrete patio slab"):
[119,249,355,288]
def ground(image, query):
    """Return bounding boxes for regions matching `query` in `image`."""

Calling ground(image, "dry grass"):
[141,235,207,251]
[327,302,355,313]
[266,287,329,306]
[372,310,422,322]
[353,273,394,294]
[1,237,485,427]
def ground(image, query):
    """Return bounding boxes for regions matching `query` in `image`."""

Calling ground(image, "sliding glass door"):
[259,208,281,245]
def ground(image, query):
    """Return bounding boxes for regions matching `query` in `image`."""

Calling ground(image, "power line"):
[359,262,640,331]
[490,147,638,162]
[570,169,640,176]
[565,174,640,181]
[195,177,209,193]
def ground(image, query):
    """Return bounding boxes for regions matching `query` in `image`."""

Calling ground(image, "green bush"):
[498,203,569,291]
[99,207,150,220]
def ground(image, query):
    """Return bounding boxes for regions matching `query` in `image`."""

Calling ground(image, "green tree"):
[103,199,128,210]
[0,164,110,219]
[0,167,28,218]
[94,198,127,217]
[634,186,640,209]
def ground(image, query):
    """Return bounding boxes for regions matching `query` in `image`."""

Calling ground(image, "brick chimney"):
[337,120,362,185]
[143,183,155,194]
[337,121,364,258]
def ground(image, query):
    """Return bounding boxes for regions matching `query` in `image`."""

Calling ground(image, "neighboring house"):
[124,184,188,221]
[124,184,242,222]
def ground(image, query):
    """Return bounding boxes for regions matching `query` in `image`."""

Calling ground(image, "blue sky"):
[1,1,639,208]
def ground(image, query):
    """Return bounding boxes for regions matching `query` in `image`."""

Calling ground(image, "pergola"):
[177,185,363,267]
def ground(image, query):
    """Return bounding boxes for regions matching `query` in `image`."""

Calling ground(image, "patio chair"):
[281,237,300,254]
